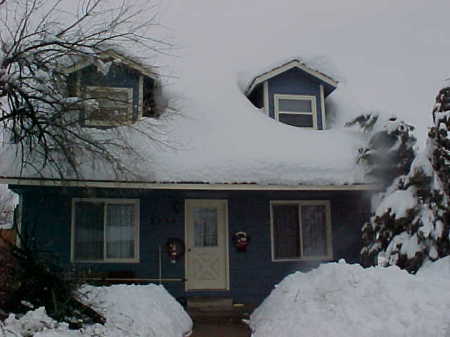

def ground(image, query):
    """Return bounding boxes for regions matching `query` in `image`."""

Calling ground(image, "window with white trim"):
[271,200,332,261]
[274,94,317,128]
[84,86,133,126]
[72,198,139,262]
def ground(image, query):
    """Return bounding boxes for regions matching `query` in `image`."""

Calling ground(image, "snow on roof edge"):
[0,176,378,190]
[244,58,338,95]
[62,48,159,79]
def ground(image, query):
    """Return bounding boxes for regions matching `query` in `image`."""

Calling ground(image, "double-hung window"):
[271,200,332,261]
[71,198,140,263]
[84,86,133,126]
[274,94,318,128]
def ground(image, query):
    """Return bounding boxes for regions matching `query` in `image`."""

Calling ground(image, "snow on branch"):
[357,86,450,273]
[0,0,168,179]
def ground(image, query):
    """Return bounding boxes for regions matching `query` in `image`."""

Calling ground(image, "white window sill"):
[272,255,333,262]
[72,258,140,264]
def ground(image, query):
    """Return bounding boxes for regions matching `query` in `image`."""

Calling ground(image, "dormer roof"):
[63,49,159,80]
[246,59,337,97]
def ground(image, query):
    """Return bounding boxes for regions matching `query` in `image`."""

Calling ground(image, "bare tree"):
[0,0,168,179]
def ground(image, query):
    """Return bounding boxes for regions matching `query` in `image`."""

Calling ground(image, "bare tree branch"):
[0,0,170,179]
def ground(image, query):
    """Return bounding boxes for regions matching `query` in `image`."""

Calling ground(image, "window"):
[84,86,133,126]
[274,94,317,128]
[71,198,139,262]
[270,200,332,261]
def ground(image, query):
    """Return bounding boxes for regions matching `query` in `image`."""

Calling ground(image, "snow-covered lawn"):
[250,258,450,337]
[0,284,192,337]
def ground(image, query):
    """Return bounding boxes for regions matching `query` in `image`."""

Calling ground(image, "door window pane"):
[106,204,135,259]
[301,205,327,257]
[74,202,104,260]
[193,207,218,247]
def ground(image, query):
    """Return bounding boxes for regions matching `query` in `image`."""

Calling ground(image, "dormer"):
[246,60,337,129]
[64,49,158,127]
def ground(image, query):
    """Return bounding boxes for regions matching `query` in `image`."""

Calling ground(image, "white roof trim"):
[63,49,158,80]
[246,60,338,95]
[1,178,379,191]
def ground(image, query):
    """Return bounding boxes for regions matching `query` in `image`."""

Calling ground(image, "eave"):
[246,59,338,96]
[0,177,379,191]
[62,49,158,80]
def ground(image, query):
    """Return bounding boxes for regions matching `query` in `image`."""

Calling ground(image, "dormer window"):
[63,49,159,128]
[245,59,338,130]
[274,94,317,128]
[84,86,133,126]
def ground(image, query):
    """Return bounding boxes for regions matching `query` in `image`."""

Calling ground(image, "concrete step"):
[187,302,256,324]
[187,296,233,310]
[190,321,251,337]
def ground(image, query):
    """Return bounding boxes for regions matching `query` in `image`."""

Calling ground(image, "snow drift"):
[250,259,450,337]
[0,284,192,337]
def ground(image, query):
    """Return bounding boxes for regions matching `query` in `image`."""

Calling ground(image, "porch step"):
[187,301,256,324]
[187,296,233,310]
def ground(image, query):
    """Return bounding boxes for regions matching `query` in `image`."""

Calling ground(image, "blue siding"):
[12,186,370,305]
[267,67,325,129]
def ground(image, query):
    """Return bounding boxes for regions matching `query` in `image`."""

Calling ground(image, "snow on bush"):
[359,85,449,272]
[250,260,450,337]
[0,284,192,337]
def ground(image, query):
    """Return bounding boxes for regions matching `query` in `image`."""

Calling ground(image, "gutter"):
[0,177,379,191]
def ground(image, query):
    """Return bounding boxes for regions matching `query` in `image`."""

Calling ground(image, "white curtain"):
[106,204,135,259]
[193,208,218,247]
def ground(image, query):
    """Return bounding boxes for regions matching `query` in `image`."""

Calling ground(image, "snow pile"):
[0,284,192,337]
[250,260,450,337]
[80,284,192,337]
[417,256,450,280]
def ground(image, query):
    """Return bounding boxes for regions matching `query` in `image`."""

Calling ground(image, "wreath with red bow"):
[233,231,250,252]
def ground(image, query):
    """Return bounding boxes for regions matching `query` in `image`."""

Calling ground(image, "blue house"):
[1,53,373,305]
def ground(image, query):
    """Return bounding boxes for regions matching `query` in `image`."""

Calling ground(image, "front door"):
[185,199,229,291]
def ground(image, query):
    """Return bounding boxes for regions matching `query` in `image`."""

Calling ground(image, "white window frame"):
[270,200,333,262]
[274,94,318,129]
[84,86,133,126]
[71,198,140,263]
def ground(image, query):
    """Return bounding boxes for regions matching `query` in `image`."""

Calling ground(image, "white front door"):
[185,199,229,291]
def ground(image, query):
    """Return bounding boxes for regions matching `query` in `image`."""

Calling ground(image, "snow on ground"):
[0,284,192,337]
[250,259,450,337]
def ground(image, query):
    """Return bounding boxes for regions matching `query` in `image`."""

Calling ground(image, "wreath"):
[166,238,185,263]
[233,231,250,252]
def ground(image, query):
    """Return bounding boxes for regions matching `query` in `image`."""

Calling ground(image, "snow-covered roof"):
[0,83,369,187]
[63,49,159,80]
[0,42,371,188]
[245,59,338,96]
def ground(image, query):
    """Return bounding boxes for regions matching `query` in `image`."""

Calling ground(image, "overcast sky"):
[154,0,450,143]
